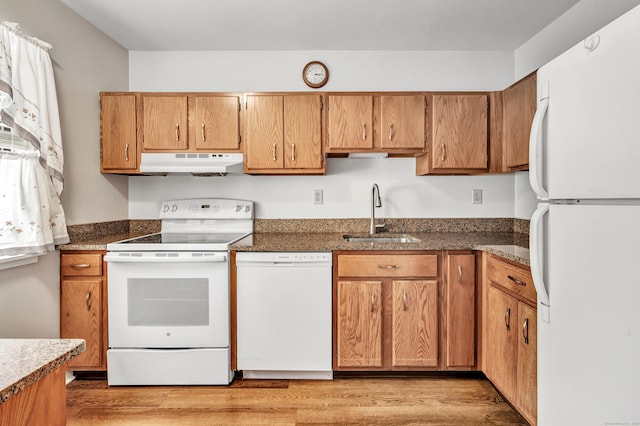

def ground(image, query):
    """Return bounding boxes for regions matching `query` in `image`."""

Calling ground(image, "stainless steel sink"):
[342,234,421,243]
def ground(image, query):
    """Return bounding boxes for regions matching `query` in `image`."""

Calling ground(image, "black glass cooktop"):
[119,232,247,245]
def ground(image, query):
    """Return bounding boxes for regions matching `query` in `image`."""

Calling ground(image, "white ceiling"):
[59,0,580,51]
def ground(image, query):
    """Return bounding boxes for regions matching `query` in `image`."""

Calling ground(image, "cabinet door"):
[193,95,240,151]
[504,73,536,170]
[100,94,137,171]
[336,280,383,368]
[485,285,517,402]
[142,95,188,150]
[245,95,284,169]
[517,303,537,425]
[391,280,438,367]
[432,94,488,170]
[284,95,322,169]
[327,95,373,150]
[380,95,426,149]
[445,254,476,367]
[60,279,102,368]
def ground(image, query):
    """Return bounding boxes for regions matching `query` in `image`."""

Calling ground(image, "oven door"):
[104,251,229,349]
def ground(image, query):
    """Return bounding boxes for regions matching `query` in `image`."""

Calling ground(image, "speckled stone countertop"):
[0,339,85,404]
[58,218,530,265]
[231,231,530,265]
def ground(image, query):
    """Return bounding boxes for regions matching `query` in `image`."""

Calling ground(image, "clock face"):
[303,61,329,88]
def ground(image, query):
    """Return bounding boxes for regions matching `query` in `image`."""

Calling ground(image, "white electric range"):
[104,198,253,386]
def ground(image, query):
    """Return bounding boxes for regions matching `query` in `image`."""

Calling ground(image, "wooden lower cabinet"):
[336,280,383,368]
[483,254,537,425]
[391,280,438,367]
[444,252,476,368]
[60,251,108,371]
[334,252,441,370]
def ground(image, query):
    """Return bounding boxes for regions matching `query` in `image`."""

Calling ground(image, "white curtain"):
[0,22,69,256]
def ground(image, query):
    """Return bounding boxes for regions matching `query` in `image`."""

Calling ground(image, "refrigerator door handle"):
[530,203,551,323]
[529,97,550,200]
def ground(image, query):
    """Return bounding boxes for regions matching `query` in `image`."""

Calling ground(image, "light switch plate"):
[313,189,323,205]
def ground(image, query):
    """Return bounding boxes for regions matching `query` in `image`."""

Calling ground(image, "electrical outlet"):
[313,189,323,205]
[472,189,483,204]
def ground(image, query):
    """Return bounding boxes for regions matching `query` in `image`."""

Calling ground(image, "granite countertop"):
[231,231,530,265]
[0,339,85,404]
[58,219,530,266]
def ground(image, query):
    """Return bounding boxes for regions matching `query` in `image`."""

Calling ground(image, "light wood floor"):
[66,375,528,425]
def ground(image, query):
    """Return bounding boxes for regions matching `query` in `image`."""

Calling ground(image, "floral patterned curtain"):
[0,22,68,256]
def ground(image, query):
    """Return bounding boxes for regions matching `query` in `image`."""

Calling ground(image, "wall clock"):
[302,61,329,88]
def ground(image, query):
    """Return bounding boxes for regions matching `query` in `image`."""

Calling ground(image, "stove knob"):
[244,205,251,212]
[171,204,178,212]
[162,204,170,213]
[235,204,242,212]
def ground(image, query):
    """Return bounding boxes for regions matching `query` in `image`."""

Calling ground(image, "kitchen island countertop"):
[0,339,85,404]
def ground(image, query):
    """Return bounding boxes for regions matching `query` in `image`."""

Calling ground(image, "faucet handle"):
[375,222,387,232]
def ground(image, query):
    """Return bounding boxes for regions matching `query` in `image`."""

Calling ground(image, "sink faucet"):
[370,183,386,235]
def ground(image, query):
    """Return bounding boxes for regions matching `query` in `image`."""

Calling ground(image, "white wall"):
[129,50,515,219]
[0,0,128,338]
[130,158,514,219]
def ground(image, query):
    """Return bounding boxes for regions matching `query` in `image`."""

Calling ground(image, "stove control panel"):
[159,198,254,219]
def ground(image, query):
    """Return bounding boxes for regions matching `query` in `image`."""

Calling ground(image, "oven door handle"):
[104,253,227,263]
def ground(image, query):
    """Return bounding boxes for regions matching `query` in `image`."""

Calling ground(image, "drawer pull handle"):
[371,292,376,313]
[403,291,408,311]
[272,143,277,161]
[388,123,394,141]
[457,264,463,285]
[508,275,527,287]
[175,123,180,142]
[522,318,529,344]
[85,291,92,311]
[70,263,91,269]
[378,264,400,269]
[201,123,206,141]
[505,307,511,331]
[124,143,129,161]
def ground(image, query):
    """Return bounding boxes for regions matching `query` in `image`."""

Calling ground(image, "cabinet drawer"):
[61,253,102,276]
[337,254,438,278]
[486,255,536,304]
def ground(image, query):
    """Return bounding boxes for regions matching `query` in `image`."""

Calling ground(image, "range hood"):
[139,153,244,175]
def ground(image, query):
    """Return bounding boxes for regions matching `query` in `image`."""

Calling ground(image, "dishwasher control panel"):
[274,253,331,262]
[236,252,332,264]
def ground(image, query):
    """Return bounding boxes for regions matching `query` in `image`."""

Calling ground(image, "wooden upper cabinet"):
[245,95,284,169]
[445,253,476,368]
[336,280,383,368]
[380,95,426,149]
[142,95,188,150]
[418,94,489,174]
[100,93,137,172]
[193,95,240,151]
[284,95,323,169]
[432,94,488,170]
[391,280,438,367]
[327,95,373,150]
[244,94,323,173]
[503,73,536,170]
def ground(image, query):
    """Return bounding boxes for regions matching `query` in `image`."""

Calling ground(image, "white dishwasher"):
[236,252,333,380]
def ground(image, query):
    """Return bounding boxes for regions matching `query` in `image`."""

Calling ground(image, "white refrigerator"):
[529,4,640,425]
